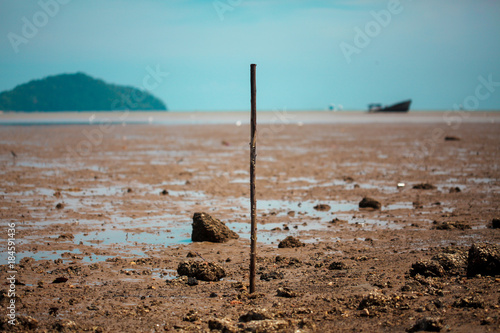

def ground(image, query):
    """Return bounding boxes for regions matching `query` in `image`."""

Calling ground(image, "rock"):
[452,296,485,309]
[56,202,64,209]
[208,318,237,333]
[444,136,460,141]
[187,277,198,286]
[57,233,74,240]
[52,277,69,284]
[359,197,381,210]
[239,309,273,322]
[177,260,226,281]
[467,243,500,277]
[491,218,500,229]
[278,236,304,248]
[413,183,436,190]
[160,189,169,195]
[410,260,445,277]
[434,221,471,230]
[409,317,444,332]
[191,212,239,243]
[449,187,461,193]
[313,204,331,211]
[330,217,348,224]
[53,319,80,331]
[276,287,299,298]
[328,261,348,270]
[186,251,198,258]
[183,310,199,322]
[244,319,290,332]
[260,270,284,281]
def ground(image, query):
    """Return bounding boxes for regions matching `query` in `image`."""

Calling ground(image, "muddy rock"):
[177,260,226,281]
[239,309,273,322]
[434,221,471,230]
[413,183,436,190]
[328,261,348,270]
[410,260,445,277]
[278,236,305,248]
[277,287,300,298]
[260,270,284,281]
[313,204,331,211]
[208,318,237,333]
[358,197,381,210]
[244,319,290,332]
[467,243,500,277]
[409,317,444,332]
[358,292,389,310]
[452,296,485,309]
[191,212,239,243]
[432,250,467,275]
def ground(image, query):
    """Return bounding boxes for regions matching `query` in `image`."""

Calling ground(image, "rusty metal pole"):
[249,64,257,294]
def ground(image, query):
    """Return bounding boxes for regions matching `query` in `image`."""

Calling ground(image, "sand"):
[0,112,499,332]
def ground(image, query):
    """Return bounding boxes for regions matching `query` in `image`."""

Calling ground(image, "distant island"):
[0,72,167,112]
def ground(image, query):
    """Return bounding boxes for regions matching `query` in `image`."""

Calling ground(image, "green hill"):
[0,72,167,111]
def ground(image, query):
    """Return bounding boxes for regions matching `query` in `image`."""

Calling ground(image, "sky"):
[0,0,499,111]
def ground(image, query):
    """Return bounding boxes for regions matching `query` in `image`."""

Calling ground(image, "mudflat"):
[1,114,499,332]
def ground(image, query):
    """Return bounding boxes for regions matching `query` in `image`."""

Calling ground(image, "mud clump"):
[177,260,226,281]
[191,212,239,243]
[358,197,381,210]
[313,204,331,211]
[278,236,305,248]
[467,243,500,277]
[413,183,436,190]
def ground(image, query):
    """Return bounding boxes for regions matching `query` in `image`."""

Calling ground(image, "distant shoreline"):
[0,110,499,126]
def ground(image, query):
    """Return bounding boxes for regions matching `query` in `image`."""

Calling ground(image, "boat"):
[368,99,411,112]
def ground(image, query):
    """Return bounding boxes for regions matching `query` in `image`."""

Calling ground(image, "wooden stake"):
[249,64,257,294]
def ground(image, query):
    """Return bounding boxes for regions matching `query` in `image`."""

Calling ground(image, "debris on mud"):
[260,270,284,281]
[449,187,462,193]
[358,197,381,210]
[177,260,226,281]
[413,183,436,190]
[278,236,305,248]
[191,212,239,243]
[444,135,460,141]
[467,243,500,277]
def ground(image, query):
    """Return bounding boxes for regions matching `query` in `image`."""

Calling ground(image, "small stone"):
[56,202,64,209]
[359,197,381,210]
[313,204,331,211]
[160,189,169,195]
[187,277,198,286]
[491,218,500,229]
[444,136,460,141]
[413,183,436,190]
[328,261,348,270]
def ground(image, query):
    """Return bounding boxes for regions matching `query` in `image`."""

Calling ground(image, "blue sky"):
[1,0,499,111]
